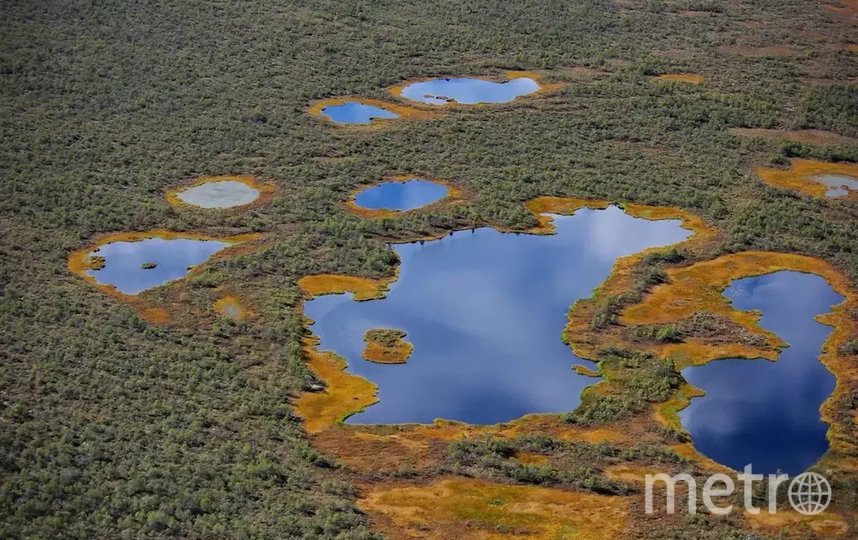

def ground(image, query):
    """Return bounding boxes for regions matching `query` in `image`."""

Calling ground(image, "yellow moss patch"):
[756,159,858,199]
[345,177,465,219]
[524,196,612,233]
[745,510,850,538]
[165,175,276,210]
[294,336,379,434]
[214,294,253,320]
[515,452,550,466]
[603,464,663,484]
[140,307,171,325]
[297,273,394,301]
[363,328,413,364]
[307,97,437,127]
[572,364,599,377]
[654,73,704,84]
[359,478,631,540]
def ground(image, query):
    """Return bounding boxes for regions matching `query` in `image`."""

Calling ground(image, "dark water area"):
[321,102,399,124]
[87,238,230,295]
[399,77,539,105]
[304,206,690,424]
[679,271,841,475]
[354,179,449,211]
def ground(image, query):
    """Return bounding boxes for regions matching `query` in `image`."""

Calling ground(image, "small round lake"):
[175,180,260,209]
[399,77,540,105]
[813,174,858,198]
[304,206,691,425]
[87,238,230,295]
[679,271,842,475]
[321,102,399,124]
[353,179,449,211]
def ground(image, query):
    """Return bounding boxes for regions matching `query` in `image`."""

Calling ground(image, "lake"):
[87,237,230,295]
[176,180,260,209]
[353,179,449,211]
[304,205,690,424]
[679,271,842,475]
[321,101,399,124]
[399,77,540,105]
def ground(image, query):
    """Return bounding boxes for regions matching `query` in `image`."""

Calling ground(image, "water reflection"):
[400,77,540,105]
[679,271,841,475]
[305,206,690,424]
[354,179,449,211]
[321,102,399,124]
[87,238,230,295]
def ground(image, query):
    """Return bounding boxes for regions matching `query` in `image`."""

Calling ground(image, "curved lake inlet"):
[399,77,540,105]
[813,174,858,198]
[86,238,230,295]
[353,179,449,211]
[321,101,400,124]
[679,271,842,475]
[175,180,261,209]
[304,206,691,424]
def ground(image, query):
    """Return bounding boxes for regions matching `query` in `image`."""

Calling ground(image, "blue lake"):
[813,174,858,198]
[399,77,540,105]
[321,102,399,124]
[354,179,449,211]
[304,206,690,424]
[679,271,842,475]
[87,238,230,295]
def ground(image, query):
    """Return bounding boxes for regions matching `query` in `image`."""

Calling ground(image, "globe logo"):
[788,472,831,515]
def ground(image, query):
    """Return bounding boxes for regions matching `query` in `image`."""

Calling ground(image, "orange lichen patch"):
[717,45,801,57]
[756,159,858,198]
[363,328,413,364]
[515,452,550,466]
[731,128,858,146]
[655,383,704,431]
[359,477,631,540]
[745,510,850,538]
[603,464,663,484]
[68,230,262,324]
[388,70,565,104]
[654,73,705,84]
[214,294,253,320]
[294,336,379,434]
[345,177,465,219]
[307,97,437,126]
[297,273,394,301]
[165,175,276,210]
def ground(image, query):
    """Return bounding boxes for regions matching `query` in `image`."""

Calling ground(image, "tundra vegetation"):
[1,0,857,538]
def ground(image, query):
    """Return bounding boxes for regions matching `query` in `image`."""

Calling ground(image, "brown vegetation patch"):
[756,159,858,199]
[358,477,632,540]
[165,175,276,211]
[654,73,705,84]
[730,128,858,146]
[745,510,850,538]
[297,273,394,301]
[363,328,413,364]
[213,293,254,320]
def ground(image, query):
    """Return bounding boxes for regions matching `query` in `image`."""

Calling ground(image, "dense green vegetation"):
[1,0,856,538]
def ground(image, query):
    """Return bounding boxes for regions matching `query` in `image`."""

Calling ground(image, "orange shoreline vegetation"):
[362,328,413,364]
[213,293,254,320]
[755,159,858,199]
[654,73,705,84]
[294,196,858,536]
[68,230,263,324]
[388,70,566,104]
[165,175,277,210]
[345,176,465,219]
[307,96,437,127]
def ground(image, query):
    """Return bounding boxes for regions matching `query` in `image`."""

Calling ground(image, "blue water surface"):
[87,238,230,295]
[321,102,399,124]
[400,77,540,105]
[354,179,449,211]
[679,271,842,475]
[304,206,690,424]
[813,174,858,198]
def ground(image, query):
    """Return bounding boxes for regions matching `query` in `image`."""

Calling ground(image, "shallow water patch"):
[308,97,434,126]
[353,179,449,212]
[304,205,690,425]
[679,271,842,474]
[396,76,540,105]
[321,102,399,124]
[813,174,858,197]
[756,159,858,199]
[167,175,274,210]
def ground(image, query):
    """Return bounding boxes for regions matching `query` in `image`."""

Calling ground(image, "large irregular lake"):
[813,174,858,198]
[399,77,540,105]
[305,205,690,424]
[679,271,842,475]
[87,238,230,295]
[321,101,399,124]
[176,180,260,209]
[354,179,449,211]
